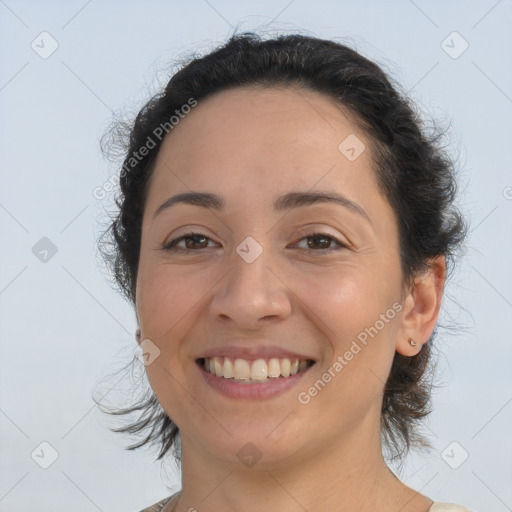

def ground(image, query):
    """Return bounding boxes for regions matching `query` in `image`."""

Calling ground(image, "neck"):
[170,425,432,512]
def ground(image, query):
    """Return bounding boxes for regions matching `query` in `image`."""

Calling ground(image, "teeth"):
[233,358,250,380]
[280,358,291,377]
[202,356,313,381]
[214,358,223,377]
[268,358,281,378]
[250,359,268,381]
[223,358,233,378]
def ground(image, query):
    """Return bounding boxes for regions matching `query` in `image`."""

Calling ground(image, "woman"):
[97,32,472,511]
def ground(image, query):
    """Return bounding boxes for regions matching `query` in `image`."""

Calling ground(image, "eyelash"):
[163,231,348,254]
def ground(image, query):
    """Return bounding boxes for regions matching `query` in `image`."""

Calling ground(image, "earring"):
[409,338,417,346]
[136,328,141,342]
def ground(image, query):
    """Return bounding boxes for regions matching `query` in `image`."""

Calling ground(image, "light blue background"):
[1,1,511,511]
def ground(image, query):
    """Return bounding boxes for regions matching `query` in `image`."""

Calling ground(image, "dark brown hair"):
[95,31,467,465]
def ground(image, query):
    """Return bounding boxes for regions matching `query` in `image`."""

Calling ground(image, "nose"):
[208,246,292,330]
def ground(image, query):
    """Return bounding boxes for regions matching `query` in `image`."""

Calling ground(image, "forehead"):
[147,85,378,199]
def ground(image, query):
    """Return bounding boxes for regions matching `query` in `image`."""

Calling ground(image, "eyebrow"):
[152,190,372,225]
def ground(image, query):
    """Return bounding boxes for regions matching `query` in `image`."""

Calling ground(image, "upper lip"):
[197,345,316,361]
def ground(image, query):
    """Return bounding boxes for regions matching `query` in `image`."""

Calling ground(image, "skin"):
[135,86,446,512]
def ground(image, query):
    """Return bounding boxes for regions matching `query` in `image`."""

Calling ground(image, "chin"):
[198,419,310,468]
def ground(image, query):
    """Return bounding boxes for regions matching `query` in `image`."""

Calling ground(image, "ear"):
[396,255,446,356]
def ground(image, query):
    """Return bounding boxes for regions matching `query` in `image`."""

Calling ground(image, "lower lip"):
[196,360,314,400]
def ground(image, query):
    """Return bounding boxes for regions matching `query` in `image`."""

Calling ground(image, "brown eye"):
[164,232,213,252]
[183,234,209,249]
[306,235,333,249]
[295,232,348,252]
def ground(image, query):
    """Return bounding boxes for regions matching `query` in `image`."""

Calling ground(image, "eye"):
[163,232,217,253]
[163,231,348,254]
[293,232,348,252]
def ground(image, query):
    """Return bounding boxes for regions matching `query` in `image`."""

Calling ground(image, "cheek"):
[296,268,399,415]
[135,265,205,416]
[136,263,204,340]
[295,261,400,382]
[296,263,386,337]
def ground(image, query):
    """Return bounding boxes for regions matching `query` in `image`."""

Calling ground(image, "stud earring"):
[409,338,417,346]
[135,328,141,342]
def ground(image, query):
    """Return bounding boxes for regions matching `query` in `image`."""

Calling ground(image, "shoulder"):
[137,495,174,512]
[137,496,477,512]
[429,502,475,512]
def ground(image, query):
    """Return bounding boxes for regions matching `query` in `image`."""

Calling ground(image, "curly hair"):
[95,31,467,465]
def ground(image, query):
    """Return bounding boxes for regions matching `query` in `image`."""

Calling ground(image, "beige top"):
[139,493,176,512]
[138,494,475,512]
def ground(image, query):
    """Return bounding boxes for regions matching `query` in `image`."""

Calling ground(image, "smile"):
[196,357,316,399]
[199,356,315,382]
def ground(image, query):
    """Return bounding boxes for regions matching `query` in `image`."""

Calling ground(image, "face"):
[135,86,406,468]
